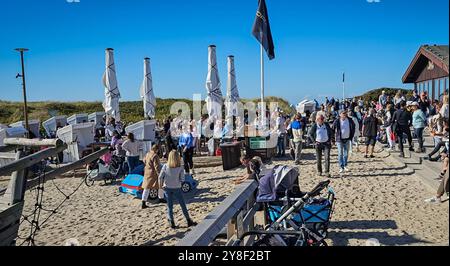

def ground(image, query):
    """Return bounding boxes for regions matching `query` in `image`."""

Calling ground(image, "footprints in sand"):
[17,148,448,246]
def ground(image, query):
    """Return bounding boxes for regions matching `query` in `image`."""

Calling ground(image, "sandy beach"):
[14,147,449,246]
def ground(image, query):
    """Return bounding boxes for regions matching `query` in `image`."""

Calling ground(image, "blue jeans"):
[337,141,350,169]
[127,156,140,173]
[165,188,191,222]
[277,134,286,155]
[414,128,425,149]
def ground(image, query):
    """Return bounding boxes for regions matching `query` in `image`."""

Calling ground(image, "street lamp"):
[15,48,30,139]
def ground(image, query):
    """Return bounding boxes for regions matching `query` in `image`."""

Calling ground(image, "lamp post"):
[15,48,30,138]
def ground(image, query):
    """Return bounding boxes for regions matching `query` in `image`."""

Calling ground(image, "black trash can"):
[220,142,242,171]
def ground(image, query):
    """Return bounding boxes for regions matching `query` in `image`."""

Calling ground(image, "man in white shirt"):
[309,115,333,178]
[332,110,355,174]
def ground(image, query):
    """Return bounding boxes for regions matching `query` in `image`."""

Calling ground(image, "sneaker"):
[344,167,350,172]
[429,157,440,162]
[141,201,149,210]
[339,169,344,174]
[424,197,441,204]
[318,172,323,177]
[187,219,198,227]
[158,198,167,204]
[169,220,177,229]
[370,155,375,158]
[409,147,415,152]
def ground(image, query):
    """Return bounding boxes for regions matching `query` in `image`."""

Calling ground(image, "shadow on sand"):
[329,220,431,246]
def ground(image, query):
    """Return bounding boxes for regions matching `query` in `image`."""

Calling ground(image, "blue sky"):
[0,0,448,105]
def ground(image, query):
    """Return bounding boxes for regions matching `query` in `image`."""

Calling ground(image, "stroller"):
[234,164,335,246]
[86,154,126,186]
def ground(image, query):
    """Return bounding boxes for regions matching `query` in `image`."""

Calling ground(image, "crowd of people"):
[101,88,449,228]
[102,114,198,229]
[269,89,449,203]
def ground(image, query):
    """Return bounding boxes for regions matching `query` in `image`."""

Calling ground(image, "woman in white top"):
[121,133,143,173]
[159,150,197,229]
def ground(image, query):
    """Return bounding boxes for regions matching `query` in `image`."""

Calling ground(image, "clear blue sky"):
[0,0,448,105]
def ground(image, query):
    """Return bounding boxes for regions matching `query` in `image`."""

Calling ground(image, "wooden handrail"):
[3,138,64,148]
[0,145,67,177]
[26,148,109,190]
[177,180,259,246]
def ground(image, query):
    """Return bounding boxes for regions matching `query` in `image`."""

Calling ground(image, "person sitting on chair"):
[233,156,266,185]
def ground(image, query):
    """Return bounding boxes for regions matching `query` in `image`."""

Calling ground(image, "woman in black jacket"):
[363,109,380,158]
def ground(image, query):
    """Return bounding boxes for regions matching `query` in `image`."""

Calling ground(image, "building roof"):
[402,45,449,83]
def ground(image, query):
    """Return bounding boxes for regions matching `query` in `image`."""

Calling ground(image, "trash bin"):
[220,142,242,171]
[245,136,277,162]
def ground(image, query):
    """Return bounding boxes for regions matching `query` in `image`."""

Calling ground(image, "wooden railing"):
[0,138,108,246]
[177,180,264,246]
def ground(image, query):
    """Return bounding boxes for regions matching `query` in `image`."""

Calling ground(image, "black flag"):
[252,0,275,60]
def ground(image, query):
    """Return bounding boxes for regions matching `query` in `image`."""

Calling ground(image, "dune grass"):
[0,97,294,125]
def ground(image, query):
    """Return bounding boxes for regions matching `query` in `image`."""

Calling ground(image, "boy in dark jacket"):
[363,109,380,158]
[391,101,414,158]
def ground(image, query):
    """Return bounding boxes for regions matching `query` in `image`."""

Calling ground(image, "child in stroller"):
[86,151,127,186]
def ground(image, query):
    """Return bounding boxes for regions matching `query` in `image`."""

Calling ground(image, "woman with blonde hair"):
[159,150,197,229]
[141,144,164,209]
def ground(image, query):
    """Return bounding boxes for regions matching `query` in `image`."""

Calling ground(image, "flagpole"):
[260,43,265,128]
[342,72,345,102]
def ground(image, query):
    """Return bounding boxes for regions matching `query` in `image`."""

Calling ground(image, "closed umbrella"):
[141,58,156,119]
[102,48,121,122]
[205,45,223,120]
[226,56,240,118]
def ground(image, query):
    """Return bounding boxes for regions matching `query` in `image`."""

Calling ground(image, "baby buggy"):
[234,165,335,246]
[86,154,126,186]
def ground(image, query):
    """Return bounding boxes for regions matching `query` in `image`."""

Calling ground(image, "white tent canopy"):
[296,100,316,114]
[225,56,240,119]
[205,45,223,120]
[102,48,121,122]
[140,58,157,119]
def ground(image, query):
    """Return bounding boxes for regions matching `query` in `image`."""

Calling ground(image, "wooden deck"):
[177,180,263,246]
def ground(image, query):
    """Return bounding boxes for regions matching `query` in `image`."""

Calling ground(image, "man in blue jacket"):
[178,126,195,174]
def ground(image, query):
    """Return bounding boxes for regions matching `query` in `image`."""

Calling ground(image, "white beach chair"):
[10,120,41,138]
[67,114,89,126]
[57,123,95,163]
[43,116,67,138]
[88,112,106,129]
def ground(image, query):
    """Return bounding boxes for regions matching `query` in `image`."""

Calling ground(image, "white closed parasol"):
[102,48,121,122]
[141,58,156,119]
[225,55,240,118]
[205,45,223,120]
